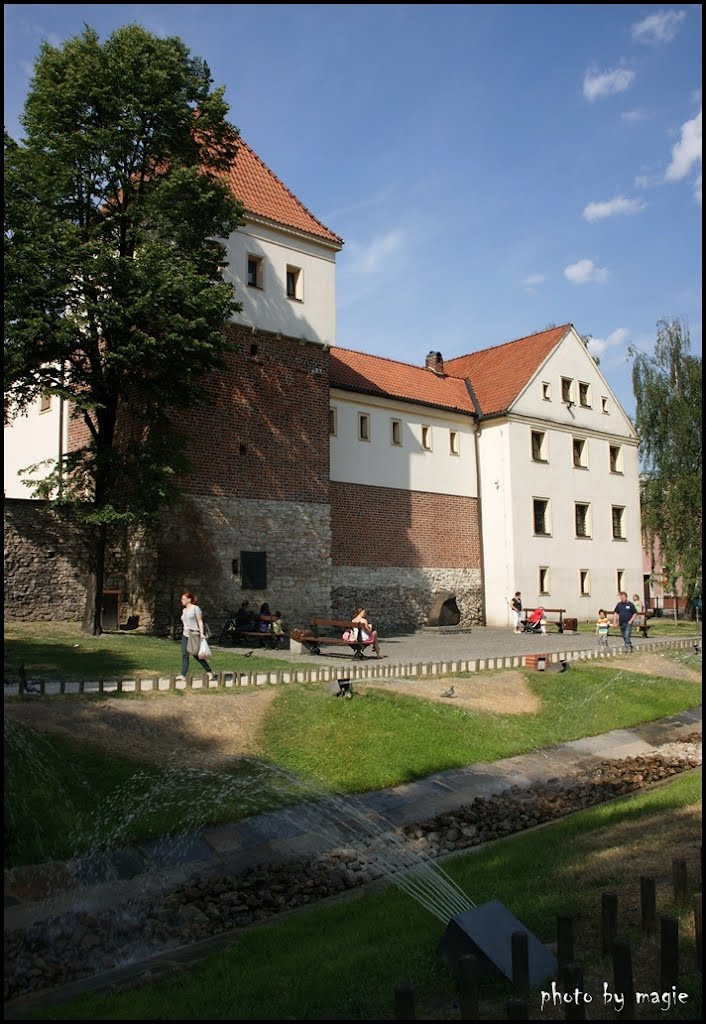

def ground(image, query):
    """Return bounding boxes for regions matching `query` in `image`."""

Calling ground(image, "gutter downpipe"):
[57,361,65,499]
[465,379,488,627]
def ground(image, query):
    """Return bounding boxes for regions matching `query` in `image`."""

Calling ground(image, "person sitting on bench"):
[348,607,383,658]
[257,602,275,633]
[235,600,257,629]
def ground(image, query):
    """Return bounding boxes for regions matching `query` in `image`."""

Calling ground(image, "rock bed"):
[4,738,701,1004]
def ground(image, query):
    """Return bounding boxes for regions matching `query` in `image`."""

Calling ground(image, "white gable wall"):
[224,220,338,347]
[481,329,642,625]
[330,390,476,496]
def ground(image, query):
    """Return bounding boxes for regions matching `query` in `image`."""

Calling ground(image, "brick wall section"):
[66,323,330,503]
[330,482,480,568]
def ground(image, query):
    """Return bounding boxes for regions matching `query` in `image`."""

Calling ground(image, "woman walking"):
[178,591,215,680]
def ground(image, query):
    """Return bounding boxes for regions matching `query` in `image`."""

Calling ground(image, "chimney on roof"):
[425,351,445,376]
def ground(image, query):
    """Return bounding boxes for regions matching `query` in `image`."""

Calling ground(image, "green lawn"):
[3,621,317,680]
[576,617,701,638]
[5,658,700,868]
[30,773,702,1021]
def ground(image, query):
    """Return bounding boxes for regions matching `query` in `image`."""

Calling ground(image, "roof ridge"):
[446,323,572,363]
[238,138,343,244]
[332,346,435,374]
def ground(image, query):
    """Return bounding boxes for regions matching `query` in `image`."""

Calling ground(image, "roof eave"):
[244,211,343,251]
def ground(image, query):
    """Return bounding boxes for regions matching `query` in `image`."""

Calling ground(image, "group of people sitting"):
[234,600,287,645]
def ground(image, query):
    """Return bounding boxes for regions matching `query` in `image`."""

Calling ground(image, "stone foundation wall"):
[331,566,483,633]
[153,495,332,636]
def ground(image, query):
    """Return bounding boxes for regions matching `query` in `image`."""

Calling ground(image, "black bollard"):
[612,937,635,1017]
[394,979,415,1020]
[457,954,479,1020]
[511,930,530,996]
[660,915,679,991]
[563,964,586,1021]
[601,892,618,956]
[640,876,657,933]
[672,859,689,906]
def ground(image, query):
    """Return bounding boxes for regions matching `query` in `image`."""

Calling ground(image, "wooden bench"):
[291,619,379,659]
[232,629,288,650]
[523,608,567,633]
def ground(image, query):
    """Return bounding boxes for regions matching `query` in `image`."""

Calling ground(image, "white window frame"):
[579,570,591,596]
[574,502,592,538]
[572,437,588,469]
[533,497,551,536]
[531,430,548,463]
[601,396,610,414]
[358,412,370,442]
[541,381,551,401]
[421,425,432,451]
[286,264,303,301]
[612,505,626,540]
[578,381,592,408]
[609,444,623,474]
[390,418,402,447]
[539,566,551,595]
[561,377,574,405]
[247,253,264,289]
[449,430,460,456]
[617,569,626,593]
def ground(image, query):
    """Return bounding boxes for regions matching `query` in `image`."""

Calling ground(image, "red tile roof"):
[445,325,571,415]
[220,138,342,246]
[330,348,475,414]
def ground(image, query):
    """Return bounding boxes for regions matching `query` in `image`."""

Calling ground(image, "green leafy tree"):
[5,24,244,634]
[630,318,702,609]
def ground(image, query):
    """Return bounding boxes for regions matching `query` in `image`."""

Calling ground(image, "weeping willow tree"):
[631,318,702,610]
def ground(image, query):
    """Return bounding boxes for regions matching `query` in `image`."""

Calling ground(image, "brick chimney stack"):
[425,351,445,375]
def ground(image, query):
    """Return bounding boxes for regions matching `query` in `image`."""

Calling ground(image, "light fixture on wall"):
[567,400,575,410]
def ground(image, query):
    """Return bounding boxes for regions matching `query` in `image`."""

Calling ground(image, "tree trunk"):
[81,522,107,636]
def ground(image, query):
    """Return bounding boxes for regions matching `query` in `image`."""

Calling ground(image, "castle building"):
[4,138,644,632]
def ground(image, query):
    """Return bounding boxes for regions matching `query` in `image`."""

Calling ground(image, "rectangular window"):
[541,381,551,401]
[578,382,592,408]
[449,430,460,455]
[572,437,588,468]
[391,419,402,446]
[575,502,591,538]
[539,566,550,595]
[358,413,370,442]
[39,393,52,413]
[580,570,591,596]
[601,396,610,414]
[421,425,432,451]
[247,254,263,289]
[612,505,626,539]
[329,408,337,436]
[531,430,547,462]
[286,265,302,301]
[533,498,550,536]
[241,551,267,590]
[561,377,574,404]
[609,445,623,474]
[617,569,626,593]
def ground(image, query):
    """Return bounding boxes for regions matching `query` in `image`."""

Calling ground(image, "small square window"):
[533,498,550,536]
[578,382,591,408]
[286,265,303,301]
[39,393,52,413]
[539,566,550,595]
[329,408,337,436]
[421,425,432,451]
[391,419,402,446]
[531,430,547,462]
[449,430,460,455]
[575,502,591,538]
[561,377,574,404]
[601,396,610,414]
[580,570,591,596]
[358,413,370,442]
[541,382,551,401]
[247,254,264,289]
[609,445,623,474]
[573,437,588,468]
[612,506,626,540]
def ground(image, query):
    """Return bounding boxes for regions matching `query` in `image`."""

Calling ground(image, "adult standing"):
[179,591,215,680]
[509,592,523,634]
[613,592,638,652]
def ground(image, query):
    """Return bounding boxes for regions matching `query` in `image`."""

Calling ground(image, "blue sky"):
[5,4,702,418]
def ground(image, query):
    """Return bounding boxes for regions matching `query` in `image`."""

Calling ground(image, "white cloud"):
[693,172,702,206]
[564,259,609,285]
[523,273,546,287]
[582,196,646,221]
[631,9,687,44]
[665,109,702,182]
[583,66,636,101]
[587,328,630,356]
[621,109,649,123]
[345,230,404,275]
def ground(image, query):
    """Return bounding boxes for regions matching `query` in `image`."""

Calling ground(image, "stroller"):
[522,607,546,634]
